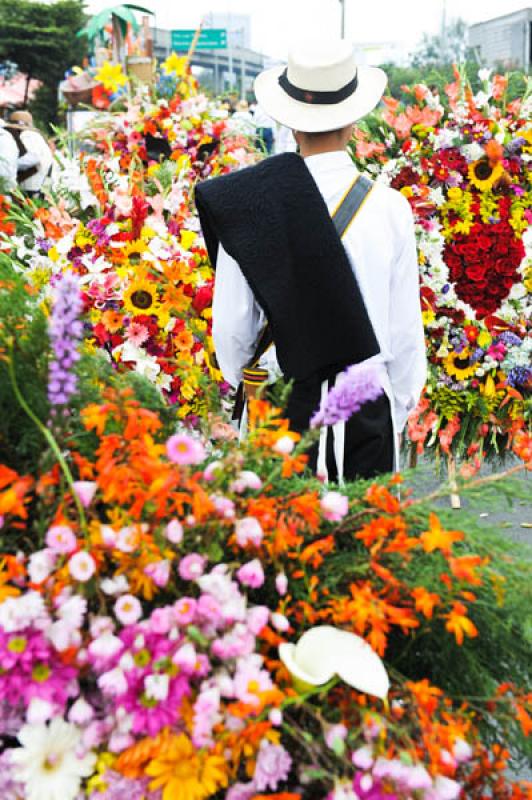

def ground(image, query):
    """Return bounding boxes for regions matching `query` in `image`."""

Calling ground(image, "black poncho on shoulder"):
[195,152,379,383]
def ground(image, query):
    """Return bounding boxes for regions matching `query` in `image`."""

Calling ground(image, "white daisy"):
[11,717,96,800]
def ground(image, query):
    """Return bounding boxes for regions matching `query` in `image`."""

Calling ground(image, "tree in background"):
[412,18,471,69]
[0,0,86,130]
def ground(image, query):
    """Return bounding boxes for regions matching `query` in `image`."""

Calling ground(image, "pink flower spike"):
[275,573,288,596]
[45,524,77,554]
[72,480,97,508]
[114,594,142,625]
[166,433,206,465]
[236,559,265,589]
[68,551,96,582]
[320,491,349,521]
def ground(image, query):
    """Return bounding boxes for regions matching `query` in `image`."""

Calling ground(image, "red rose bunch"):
[443,197,525,317]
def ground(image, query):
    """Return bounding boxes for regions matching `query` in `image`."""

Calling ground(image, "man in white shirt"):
[196,41,426,480]
[0,119,39,193]
[7,110,53,195]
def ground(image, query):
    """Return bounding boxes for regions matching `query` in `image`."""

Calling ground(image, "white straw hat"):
[254,40,387,133]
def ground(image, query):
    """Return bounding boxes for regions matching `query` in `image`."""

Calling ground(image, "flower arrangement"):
[0,264,531,798]
[4,65,257,418]
[351,68,531,461]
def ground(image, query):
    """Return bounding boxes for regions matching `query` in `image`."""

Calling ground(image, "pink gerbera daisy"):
[126,321,149,347]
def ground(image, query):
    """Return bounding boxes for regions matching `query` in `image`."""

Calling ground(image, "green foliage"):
[0,0,87,129]
[0,255,50,473]
[0,255,178,475]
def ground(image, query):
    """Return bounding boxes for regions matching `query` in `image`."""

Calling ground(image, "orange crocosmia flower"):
[0,471,33,519]
[412,586,440,619]
[514,704,532,737]
[365,483,401,513]
[287,492,320,530]
[445,601,478,645]
[448,555,485,586]
[420,513,464,555]
[406,678,442,714]
[300,535,335,569]
[252,795,301,800]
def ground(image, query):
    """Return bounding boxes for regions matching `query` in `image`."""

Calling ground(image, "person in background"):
[252,101,276,154]
[231,100,256,137]
[7,110,53,196]
[275,123,297,154]
[0,117,39,193]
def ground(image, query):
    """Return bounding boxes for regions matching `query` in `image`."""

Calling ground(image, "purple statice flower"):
[253,739,292,791]
[36,237,52,253]
[47,272,83,407]
[498,331,522,347]
[508,366,531,388]
[311,363,383,428]
[0,750,25,800]
[507,136,526,152]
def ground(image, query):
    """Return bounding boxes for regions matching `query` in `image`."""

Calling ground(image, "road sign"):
[170,29,228,51]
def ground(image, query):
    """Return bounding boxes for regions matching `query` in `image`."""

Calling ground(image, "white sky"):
[85,0,530,58]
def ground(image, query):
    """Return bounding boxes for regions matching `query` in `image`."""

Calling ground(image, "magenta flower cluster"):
[47,272,83,407]
[311,363,383,428]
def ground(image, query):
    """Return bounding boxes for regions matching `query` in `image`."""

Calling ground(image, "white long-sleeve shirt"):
[212,150,426,433]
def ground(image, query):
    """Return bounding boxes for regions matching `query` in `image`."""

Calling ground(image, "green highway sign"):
[170,29,228,51]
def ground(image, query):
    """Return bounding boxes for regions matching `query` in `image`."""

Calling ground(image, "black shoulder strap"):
[332,174,374,238]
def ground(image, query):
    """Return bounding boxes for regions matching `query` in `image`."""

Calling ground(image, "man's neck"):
[299,144,347,159]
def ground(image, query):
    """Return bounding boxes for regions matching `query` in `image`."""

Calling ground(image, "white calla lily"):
[279,625,389,699]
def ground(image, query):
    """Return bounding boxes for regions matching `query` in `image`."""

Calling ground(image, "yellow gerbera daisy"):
[467,158,504,192]
[443,348,478,381]
[123,280,159,315]
[145,733,227,800]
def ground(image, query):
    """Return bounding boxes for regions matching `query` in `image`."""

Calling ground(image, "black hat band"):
[278,68,358,105]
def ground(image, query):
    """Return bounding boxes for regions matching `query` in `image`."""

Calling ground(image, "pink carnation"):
[45,525,77,554]
[235,517,263,547]
[236,559,265,589]
[320,491,349,521]
[178,553,205,581]
[68,551,96,582]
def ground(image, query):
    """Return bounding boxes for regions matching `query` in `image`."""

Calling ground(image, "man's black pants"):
[285,374,394,482]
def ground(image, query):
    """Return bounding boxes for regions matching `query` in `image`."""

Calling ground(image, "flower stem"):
[7,347,87,531]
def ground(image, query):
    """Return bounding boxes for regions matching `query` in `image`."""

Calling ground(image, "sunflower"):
[123,279,159,315]
[443,348,478,381]
[123,239,148,265]
[145,733,227,800]
[467,158,504,192]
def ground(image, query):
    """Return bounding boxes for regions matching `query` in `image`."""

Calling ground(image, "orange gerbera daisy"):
[145,733,227,800]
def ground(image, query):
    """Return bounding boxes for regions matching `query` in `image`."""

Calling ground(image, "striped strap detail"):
[243,367,269,385]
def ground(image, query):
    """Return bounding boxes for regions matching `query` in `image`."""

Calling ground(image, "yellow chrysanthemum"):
[467,158,504,192]
[123,279,159,315]
[443,348,478,381]
[95,61,128,93]
[145,733,227,800]
[422,309,436,325]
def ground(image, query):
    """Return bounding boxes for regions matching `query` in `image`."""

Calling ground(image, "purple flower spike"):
[47,272,83,408]
[311,362,383,428]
